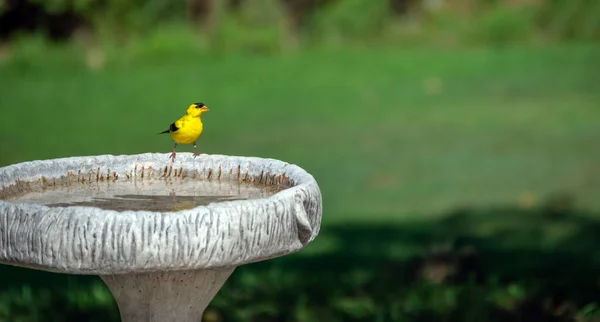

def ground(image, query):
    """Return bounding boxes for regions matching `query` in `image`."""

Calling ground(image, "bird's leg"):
[193,142,200,158]
[170,143,177,162]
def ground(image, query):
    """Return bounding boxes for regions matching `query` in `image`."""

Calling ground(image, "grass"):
[0,42,600,321]
[1,43,599,218]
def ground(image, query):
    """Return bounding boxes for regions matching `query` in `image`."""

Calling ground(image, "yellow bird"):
[158,102,210,161]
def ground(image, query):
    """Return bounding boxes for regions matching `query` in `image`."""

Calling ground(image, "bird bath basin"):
[0,153,322,321]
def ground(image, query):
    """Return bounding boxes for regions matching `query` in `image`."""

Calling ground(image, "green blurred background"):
[1,0,599,321]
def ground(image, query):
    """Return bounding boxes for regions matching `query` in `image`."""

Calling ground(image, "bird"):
[158,102,210,162]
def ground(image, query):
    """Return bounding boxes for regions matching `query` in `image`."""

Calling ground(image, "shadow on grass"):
[1,202,600,321]
[215,202,600,322]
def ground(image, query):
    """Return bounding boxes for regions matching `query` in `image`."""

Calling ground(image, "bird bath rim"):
[0,153,322,275]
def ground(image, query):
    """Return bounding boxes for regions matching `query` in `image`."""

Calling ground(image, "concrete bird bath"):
[0,153,322,321]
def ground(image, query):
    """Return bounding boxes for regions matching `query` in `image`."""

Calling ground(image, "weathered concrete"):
[0,153,322,321]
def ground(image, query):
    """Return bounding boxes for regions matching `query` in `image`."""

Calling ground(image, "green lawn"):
[1,43,600,321]
[1,44,599,220]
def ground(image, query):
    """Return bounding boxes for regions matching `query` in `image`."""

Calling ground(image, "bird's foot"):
[193,151,200,158]
[169,151,177,162]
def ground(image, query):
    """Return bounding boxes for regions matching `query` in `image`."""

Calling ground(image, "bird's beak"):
[201,106,210,112]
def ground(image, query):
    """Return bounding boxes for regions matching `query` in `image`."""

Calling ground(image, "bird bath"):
[0,153,322,321]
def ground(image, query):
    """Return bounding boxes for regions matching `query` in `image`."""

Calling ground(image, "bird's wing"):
[169,118,187,133]
[169,121,181,133]
[158,118,184,134]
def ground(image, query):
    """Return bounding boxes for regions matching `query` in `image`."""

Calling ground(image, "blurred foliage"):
[1,0,599,54]
[28,0,187,38]
[209,0,287,54]
[469,2,539,47]
[537,0,600,41]
[308,0,391,44]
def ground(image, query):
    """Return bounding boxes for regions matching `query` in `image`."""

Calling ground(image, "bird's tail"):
[158,130,169,134]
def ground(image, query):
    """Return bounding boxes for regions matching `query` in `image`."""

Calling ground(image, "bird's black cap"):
[194,102,205,107]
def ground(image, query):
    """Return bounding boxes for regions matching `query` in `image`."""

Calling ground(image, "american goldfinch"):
[158,102,210,162]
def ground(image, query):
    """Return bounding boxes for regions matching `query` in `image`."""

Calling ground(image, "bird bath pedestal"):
[0,153,322,321]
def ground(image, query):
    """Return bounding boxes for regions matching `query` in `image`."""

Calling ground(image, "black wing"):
[158,122,179,134]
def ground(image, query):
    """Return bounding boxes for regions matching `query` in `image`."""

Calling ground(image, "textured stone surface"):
[101,268,235,322]
[0,153,322,275]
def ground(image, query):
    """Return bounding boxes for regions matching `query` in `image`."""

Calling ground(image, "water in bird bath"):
[3,179,284,212]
